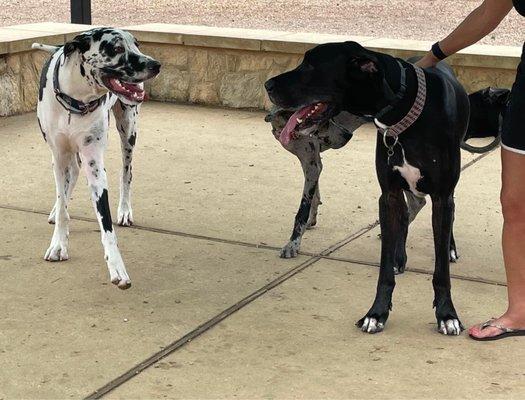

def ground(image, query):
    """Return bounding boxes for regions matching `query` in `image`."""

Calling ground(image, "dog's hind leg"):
[112,100,139,226]
[431,193,463,335]
[357,190,407,333]
[79,144,131,289]
[45,151,74,261]
[281,141,322,258]
[48,154,80,224]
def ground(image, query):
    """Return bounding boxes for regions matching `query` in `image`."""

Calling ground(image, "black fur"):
[266,41,470,334]
[96,189,113,233]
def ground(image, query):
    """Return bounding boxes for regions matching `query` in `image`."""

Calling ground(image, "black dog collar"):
[53,52,105,118]
[375,60,407,121]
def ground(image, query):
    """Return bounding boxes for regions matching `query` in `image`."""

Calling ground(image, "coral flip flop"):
[469,319,525,341]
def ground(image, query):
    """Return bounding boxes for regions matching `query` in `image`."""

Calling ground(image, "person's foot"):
[468,314,525,339]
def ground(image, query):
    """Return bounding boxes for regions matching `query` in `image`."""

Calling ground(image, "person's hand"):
[416,52,441,68]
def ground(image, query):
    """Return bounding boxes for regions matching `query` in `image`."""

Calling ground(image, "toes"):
[110,276,132,290]
[449,249,459,263]
[44,244,69,261]
[118,280,132,290]
[117,213,134,227]
[358,317,384,334]
[438,319,463,335]
[117,207,134,227]
[280,242,299,258]
[393,266,405,275]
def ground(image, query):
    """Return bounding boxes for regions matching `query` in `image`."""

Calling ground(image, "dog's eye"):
[114,45,125,54]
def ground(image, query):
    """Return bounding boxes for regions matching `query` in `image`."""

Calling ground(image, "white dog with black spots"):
[33,27,161,289]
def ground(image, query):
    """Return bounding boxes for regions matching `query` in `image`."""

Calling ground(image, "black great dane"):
[265,41,470,335]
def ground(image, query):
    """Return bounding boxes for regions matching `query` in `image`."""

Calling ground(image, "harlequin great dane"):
[33,28,160,289]
[265,41,471,335]
[265,85,507,262]
[265,109,429,264]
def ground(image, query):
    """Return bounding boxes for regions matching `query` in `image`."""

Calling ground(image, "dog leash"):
[53,52,106,124]
[374,62,427,164]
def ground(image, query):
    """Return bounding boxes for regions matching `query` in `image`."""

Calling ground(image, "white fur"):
[37,42,142,289]
[393,148,426,197]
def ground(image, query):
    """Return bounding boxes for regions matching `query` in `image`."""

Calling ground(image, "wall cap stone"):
[0,22,521,70]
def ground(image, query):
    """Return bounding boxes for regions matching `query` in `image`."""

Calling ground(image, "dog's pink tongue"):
[279,106,314,146]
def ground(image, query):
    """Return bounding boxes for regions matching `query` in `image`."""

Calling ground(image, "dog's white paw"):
[44,239,69,261]
[359,317,384,334]
[438,319,462,335]
[280,240,300,258]
[107,253,131,290]
[449,249,459,263]
[117,205,134,227]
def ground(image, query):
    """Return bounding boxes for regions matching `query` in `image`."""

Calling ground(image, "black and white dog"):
[265,109,429,262]
[33,28,160,289]
[265,41,471,335]
[265,86,508,262]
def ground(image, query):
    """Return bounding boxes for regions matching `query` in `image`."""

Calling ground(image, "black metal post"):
[70,0,92,24]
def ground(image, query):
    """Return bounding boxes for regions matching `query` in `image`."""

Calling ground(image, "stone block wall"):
[141,43,302,110]
[0,51,48,116]
[0,23,521,116]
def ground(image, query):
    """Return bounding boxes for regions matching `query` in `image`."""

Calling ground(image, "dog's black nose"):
[265,79,275,94]
[147,60,161,73]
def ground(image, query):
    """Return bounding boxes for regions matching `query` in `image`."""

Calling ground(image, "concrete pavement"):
[0,103,519,399]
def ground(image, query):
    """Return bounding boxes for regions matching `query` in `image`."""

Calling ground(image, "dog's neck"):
[57,52,108,103]
[375,56,418,127]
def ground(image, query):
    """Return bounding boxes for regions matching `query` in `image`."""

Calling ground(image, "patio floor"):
[1,102,523,399]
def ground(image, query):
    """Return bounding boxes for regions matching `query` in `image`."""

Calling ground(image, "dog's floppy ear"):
[63,33,91,57]
[344,41,380,74]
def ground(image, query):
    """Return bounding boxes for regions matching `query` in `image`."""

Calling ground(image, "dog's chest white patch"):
[393,150,426,197]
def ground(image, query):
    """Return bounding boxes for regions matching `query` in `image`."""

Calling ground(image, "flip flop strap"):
[480,320,516,333]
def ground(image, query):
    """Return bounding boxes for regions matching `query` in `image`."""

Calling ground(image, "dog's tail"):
[31,43,60,53]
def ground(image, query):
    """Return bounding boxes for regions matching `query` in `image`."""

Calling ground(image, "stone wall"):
[0,51,48,117]
[142,43,520,111]
[0,23,521,117]
[141,43,302,110]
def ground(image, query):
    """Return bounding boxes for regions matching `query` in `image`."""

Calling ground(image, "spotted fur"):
[35,28,161,289]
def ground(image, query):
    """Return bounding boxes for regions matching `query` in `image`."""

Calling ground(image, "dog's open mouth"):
[102,77,145,102]
[279,102,333,145]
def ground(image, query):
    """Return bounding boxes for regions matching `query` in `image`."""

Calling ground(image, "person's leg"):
[469,46,525,338]
[469,148,525,338]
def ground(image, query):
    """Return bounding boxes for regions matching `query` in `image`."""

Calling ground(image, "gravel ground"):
[0,0,522,46]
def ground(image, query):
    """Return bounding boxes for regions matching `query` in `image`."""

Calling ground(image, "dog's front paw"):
[356,316,385,334]
[280,239,300,258]
[44,239,69,261]
[117,205,134,227]
[107,253,131,290]
[437,318,463,335]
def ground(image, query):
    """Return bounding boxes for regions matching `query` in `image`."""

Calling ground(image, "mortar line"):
[84,222,378,399]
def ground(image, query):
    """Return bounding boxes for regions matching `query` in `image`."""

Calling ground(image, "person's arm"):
[417,0,514,68]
